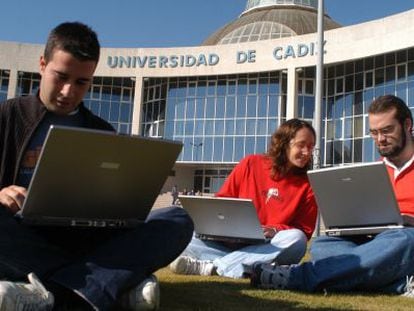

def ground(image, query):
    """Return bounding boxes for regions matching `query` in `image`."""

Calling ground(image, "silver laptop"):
[20,125,182,228]
[178,195,265,244]
[307,161,407,236]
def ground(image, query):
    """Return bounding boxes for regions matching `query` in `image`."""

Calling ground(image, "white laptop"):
[307,161,409,236]
[19,125,182,228]
[178,195,266,244]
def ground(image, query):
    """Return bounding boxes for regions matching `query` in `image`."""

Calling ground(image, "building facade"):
[1,0,414,196]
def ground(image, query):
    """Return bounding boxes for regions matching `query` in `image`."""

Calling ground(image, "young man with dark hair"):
[251,94,414,297]
[0,22,193,310]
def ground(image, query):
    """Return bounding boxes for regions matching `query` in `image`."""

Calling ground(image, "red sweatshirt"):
[216,154,317,239]
[385,159,414,215]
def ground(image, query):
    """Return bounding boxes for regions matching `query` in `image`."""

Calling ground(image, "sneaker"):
[0,273,54,311]
[121,275,160,310]
[250,263,291,290]
[169,256,215,276]
[402,275,414,297]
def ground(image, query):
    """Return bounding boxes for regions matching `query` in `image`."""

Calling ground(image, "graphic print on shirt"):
[265,187,279,204]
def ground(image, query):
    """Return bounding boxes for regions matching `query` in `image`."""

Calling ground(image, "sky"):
[0,0,413,48]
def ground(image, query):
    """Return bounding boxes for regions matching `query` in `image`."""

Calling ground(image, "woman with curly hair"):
[170,119,318,278]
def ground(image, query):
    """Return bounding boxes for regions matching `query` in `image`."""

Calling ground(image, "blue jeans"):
[287,228,414,293]
[0,206,193,310]
[182,228,307,278]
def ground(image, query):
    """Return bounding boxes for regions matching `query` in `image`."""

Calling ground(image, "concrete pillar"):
[7,69,18,99]
[131,76,143,135]
[286,67,298,119]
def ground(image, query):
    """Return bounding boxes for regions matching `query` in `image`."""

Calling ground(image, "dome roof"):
[202,2,341,46]
[245,0,318,11]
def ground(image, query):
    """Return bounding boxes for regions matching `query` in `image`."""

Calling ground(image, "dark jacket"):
[0,95,114,189]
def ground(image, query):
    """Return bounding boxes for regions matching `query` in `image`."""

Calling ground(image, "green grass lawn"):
[155,268,414,311]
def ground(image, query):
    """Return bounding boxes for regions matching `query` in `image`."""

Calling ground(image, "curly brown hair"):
[266,118,316,178]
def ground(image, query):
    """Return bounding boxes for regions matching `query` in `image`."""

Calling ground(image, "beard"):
[377,129,406,158]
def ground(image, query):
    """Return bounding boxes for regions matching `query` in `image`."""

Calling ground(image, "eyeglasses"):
[369,125,396,138]
[289,141,315,152]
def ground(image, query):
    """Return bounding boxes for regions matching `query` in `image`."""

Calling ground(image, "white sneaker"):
[402,275,414,297]
[121,275,160,310]
[169,256,215,276]
[0,273,54,311]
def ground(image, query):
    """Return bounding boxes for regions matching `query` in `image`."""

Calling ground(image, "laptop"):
[19,125,182,228]
[178,195,266,244]
[307,161,408,236]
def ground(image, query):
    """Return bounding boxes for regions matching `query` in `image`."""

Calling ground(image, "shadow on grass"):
[156,268,414,311]
[159,278,344,311]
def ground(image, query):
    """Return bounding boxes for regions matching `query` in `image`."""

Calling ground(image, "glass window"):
[246,96,257,117]
[223,137,234,162]
[397,64,407,81]
[161,71,284,162]
[257,119,267,135]
[344,139,353,163]
[225,96,236,118]
[186,99,195,119]
[238,80,247,95]
[354,116,363,138]
[344,94,353,117]
[246,119,256,135]
[385,65,396,83]
[257,95,268,117]
[236,119,246,135]
[236,96,246,117]
[334,119,343,139]
[176,99,185,118]
[120,103,131,122]
[227,80,236,95]
[336,77,344,94]
[205,120,214,135]
[256,137,267,153]
[217,81,226,96]
[187,82,196,97]
[100,102,110,120]
[248,79,258,94]
[185,121,194,135]
[196,81,206,97]
[245,137,255,155]
[203,137,213,162]
[195,98,205,119]
[207,81,216,96]
[258,78,268,94]
[175,121,184,136]
[344,118,353,138]
[375,68,385,86]
[354,139,363,162]
[225,120,235,135]
[334,96,344,118]
[205,97,215,118]
[215,120,224,135]
[213,137,224,161]
[195,121,204,136]
[268,95,278,116]
[216,97,225,118]
[354,92,363,115]
[365,71,373,88]
[333,141,343,164]
[109,102,120,122]
[268,118,278,134]
[234,137,245,160]
[363,137,374,162]
[303,96,315,119]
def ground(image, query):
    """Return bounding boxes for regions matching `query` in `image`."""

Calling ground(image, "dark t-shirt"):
[17,110,85,188]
